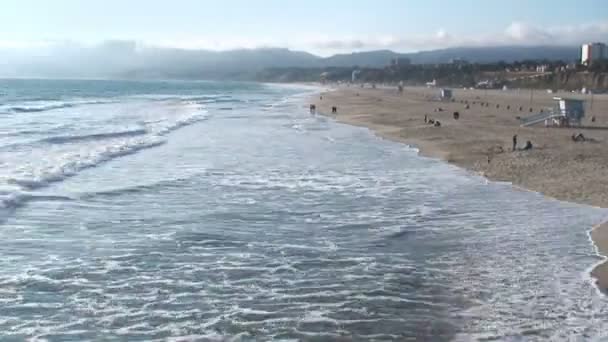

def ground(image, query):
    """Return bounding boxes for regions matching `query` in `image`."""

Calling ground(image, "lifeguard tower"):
[440,88,452,101]
[553,97,585,125]
[519,97,586,127]
[319,72,329,84]
[351,70,361,83]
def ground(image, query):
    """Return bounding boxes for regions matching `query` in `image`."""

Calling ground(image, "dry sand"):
[311,86,608,292]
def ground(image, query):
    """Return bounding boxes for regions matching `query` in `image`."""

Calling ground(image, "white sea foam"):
[1,81,608,341]
[0,99,118,114]
[7,137,165,190]
[156,110,209,136]
[0,99,212,211]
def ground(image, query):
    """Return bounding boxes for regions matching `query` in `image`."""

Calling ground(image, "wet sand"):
[311,86,608,292]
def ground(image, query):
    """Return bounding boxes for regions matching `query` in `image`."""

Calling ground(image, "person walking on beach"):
[512,134,518,151]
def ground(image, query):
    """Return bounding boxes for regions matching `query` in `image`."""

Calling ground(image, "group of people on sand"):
[310,97,338,114]
[512,134,533,151]
[487,135,533,164]
[572,133,587,142]
[424,106,464,126]
[424,114,441,127]
[459,99,536,113]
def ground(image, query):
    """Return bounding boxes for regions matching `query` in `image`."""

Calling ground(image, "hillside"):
[405,46,579,64]
[1,45,583,80]
[322,46,580,66]
[256,64,608,91]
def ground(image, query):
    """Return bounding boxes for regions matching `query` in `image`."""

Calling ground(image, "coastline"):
[309,86,608,293]
[591,222,608,292]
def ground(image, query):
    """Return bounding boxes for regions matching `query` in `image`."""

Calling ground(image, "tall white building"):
[581,42,607,65]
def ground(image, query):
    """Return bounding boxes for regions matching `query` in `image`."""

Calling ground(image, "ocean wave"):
[1,107,210,206]
[0,124,74,138]
[156,111,209,136]
[3,99,116,114]
[8,103,75,113]
[0,192,74,211]
[129,94,232,103]
[80,177,192,199]
[39,128,148,145]
[6,137,166,191]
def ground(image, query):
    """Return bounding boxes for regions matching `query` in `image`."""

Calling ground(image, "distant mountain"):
[314,46,580,67]
[159,45,581,77]
[128,47,321,79]
[0,44,581,79]
[319,50,406,67]
[404,46,580,64]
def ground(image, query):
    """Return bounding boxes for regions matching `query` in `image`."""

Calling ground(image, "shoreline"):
[308,86,608,294]
[591,222,608,293]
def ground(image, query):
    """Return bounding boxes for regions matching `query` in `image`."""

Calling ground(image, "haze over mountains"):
[0,42,581,80]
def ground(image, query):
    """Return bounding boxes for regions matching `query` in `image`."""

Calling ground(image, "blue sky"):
[1,0,607,55]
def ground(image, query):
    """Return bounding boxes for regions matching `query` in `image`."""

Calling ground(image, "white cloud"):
[436,29,450,41]
[504,22,551,42]
[1,21,607,56]
[311,38,366,50]
[0,39,55,49]
[302,21,608,55]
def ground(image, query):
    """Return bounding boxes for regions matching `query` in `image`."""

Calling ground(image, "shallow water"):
[0,79,607,341]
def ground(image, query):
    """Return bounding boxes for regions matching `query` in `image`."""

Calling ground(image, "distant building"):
[581,42,608,65]
[390,57,411,67]
[449,58,469,66]
[351,70,361,83]
[320,72,329,84]
[476,80,494,89]
[536,65,550,73]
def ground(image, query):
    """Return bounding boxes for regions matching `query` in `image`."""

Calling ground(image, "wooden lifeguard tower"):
[552,97,585,126]
[440,88,453,101]
[520,97,586,127]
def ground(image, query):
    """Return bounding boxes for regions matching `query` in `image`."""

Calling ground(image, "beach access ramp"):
[519,111,563,127]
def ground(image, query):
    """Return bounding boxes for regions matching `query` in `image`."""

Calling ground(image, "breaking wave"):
[0,101,211,207]
[156,111,209,136]
[8,103,75,113]
[0,192,74,211]
[2,99,117,114]
[7,138,166,191]
[39,129,148,144]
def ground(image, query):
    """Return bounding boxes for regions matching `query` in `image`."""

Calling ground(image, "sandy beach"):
[311,86,608,292]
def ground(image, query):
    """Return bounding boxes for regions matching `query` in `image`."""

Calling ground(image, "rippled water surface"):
[1,79,607,341]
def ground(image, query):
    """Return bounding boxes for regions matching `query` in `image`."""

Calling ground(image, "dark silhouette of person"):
[512,134,518,151]
[572,133,586,142]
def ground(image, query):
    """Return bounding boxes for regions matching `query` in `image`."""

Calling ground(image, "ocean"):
[0,79,607,341]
